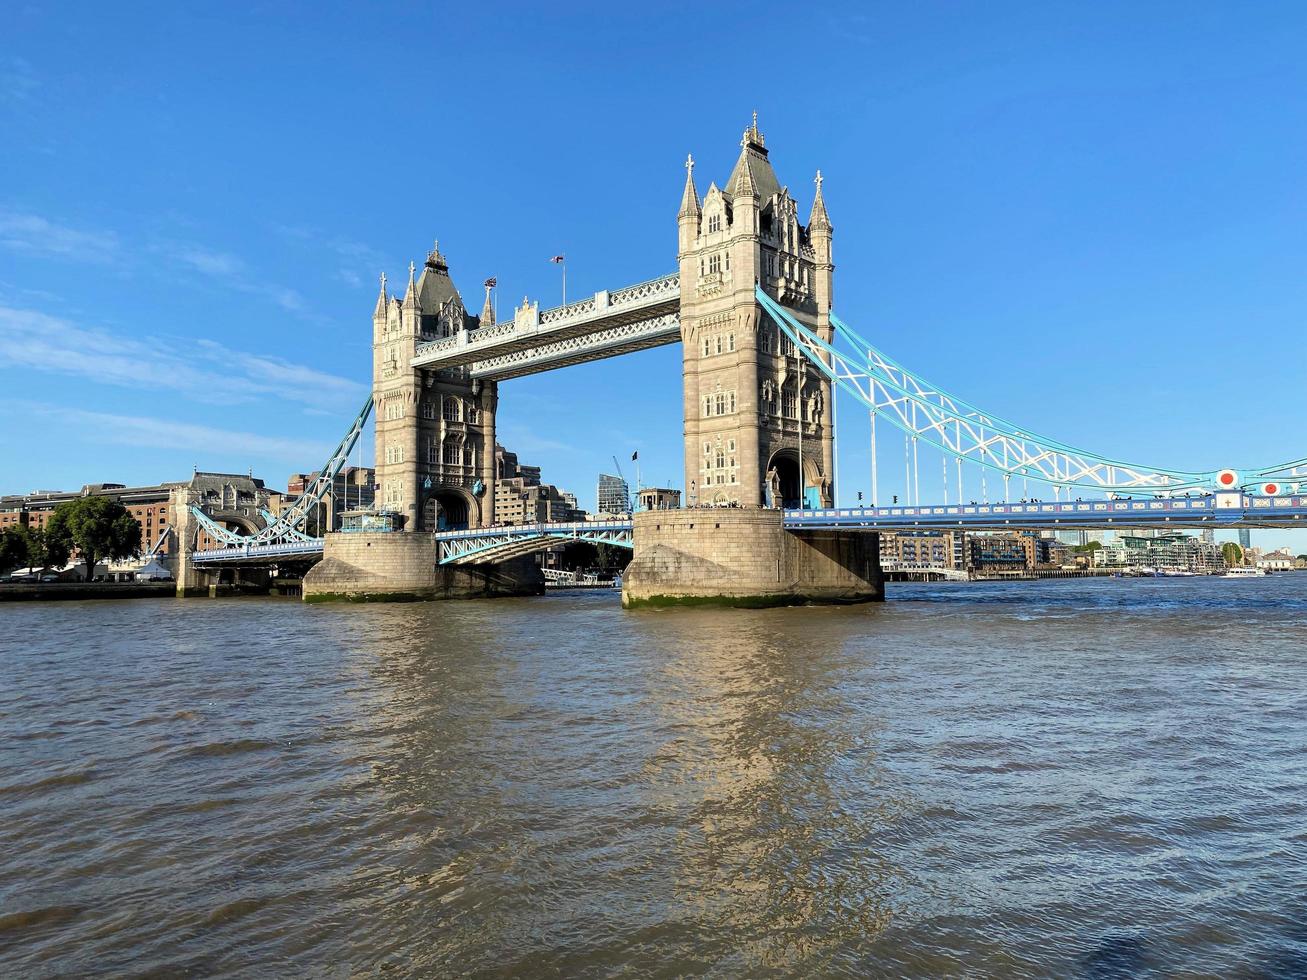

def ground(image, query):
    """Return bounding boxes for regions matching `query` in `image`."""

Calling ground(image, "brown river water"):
[2,576,1306,978]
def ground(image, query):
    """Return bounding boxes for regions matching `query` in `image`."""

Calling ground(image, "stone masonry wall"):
[302,532,543,602]
[622,509,882,608]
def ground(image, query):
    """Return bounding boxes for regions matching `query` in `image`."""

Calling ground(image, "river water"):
[2,576,1305,978]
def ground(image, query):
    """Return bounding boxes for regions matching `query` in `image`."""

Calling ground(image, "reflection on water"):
[2,576,1306,976]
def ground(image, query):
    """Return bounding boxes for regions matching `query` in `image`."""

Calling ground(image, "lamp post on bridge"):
[550,254,566,306]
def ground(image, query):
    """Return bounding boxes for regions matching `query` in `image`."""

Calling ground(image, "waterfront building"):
[0,472,278,558]
[495,444,541,485]
[597,473,631,515]
[967,533,1037,572]
[1255,549,1296,571]
[880,530,965,569]
[1238,528,1252,549]
[1092,533,1227,574]
[636,487,681,511]
[494,479,586,526]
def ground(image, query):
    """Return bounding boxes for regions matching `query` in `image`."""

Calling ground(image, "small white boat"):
[1223,566,1267,578]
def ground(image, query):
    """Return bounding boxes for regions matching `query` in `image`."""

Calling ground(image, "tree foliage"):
[0,527,28,574]
[44,497,141,580]
[0,525,69,574]
[1071,541,1103,553]
[1221,542,1244,567]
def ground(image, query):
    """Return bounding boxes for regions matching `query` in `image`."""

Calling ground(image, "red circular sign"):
[1219,471,1236,486]
[1264,483,1280,496]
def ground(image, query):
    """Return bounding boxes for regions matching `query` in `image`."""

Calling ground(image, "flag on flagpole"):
[631,451,638,461]
[549,254,565,263]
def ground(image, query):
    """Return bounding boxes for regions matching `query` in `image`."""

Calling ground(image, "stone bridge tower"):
[677,116,835,509]
[372,244,498,531]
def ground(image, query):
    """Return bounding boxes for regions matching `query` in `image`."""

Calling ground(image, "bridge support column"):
[302,532,543,602]
[621,509,882,609]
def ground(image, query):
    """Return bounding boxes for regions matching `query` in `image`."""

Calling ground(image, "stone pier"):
[302,532,543,602]
[621,508,882,609]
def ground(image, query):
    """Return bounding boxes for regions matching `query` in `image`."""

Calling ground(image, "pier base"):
[302,532,543,602]
[621,509,883,609]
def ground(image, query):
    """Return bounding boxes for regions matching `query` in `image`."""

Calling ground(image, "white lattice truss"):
[756,288,1305,496]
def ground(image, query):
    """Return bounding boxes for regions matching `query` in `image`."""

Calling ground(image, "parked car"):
[39,574,60,583]
[8,573,37,583]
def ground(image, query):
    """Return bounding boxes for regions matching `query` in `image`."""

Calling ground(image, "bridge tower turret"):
[373,264,423,528]
[372,243,498,533]
[677,115,835,509]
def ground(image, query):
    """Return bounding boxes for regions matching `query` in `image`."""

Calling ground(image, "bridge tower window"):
[443,397,460,422]
[707,214,721,234]
[421,400,435,420]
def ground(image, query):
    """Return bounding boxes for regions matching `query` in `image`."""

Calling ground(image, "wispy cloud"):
[15,402,330,462]
[169,243,309,313]
[0,209,317,316]
[0,305,366,410]
[0,210,120,262]
[272,223,390,292]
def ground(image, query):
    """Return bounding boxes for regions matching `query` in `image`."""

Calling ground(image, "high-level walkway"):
[410,273,680,380]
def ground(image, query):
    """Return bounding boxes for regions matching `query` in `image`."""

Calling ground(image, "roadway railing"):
[782,493,1307,528]
[193,541,325,562]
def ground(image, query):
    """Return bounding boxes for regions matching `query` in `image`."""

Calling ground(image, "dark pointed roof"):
[416,241,462,312]
[724,115,781,203]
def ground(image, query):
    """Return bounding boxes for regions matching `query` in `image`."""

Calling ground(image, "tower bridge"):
[182,116,1307,605]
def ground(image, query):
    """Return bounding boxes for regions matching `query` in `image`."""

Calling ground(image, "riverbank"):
[0,582,175,602]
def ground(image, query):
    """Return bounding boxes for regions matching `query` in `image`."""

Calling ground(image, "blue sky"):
[3,2,1305,549]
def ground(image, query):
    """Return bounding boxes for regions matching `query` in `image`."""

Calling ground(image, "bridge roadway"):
[409,273,680,380]
[191,492,1307,566]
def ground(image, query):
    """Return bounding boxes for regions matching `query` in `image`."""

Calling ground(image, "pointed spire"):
[734,154,757,198]
[373,271,388,317]
[809,169,831,233]
[402,260,419,309]
[480,277,496,327]
[678,153,701,219]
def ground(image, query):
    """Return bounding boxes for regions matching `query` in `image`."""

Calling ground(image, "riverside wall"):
[621,509,882,609]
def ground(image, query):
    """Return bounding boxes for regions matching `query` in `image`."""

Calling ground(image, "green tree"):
[0,527,28,574]
[1221,542,1244,567]
[1071,541,1103,553]
[44,497,141,580]
[31,527,71,572]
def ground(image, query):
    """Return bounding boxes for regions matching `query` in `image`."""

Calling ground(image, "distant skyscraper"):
[1200,528,1215,545]
[1238,528,1252,549]
[597,473,630,515]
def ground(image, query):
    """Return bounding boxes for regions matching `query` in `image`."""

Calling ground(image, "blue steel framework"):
[756,287,1307,498]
